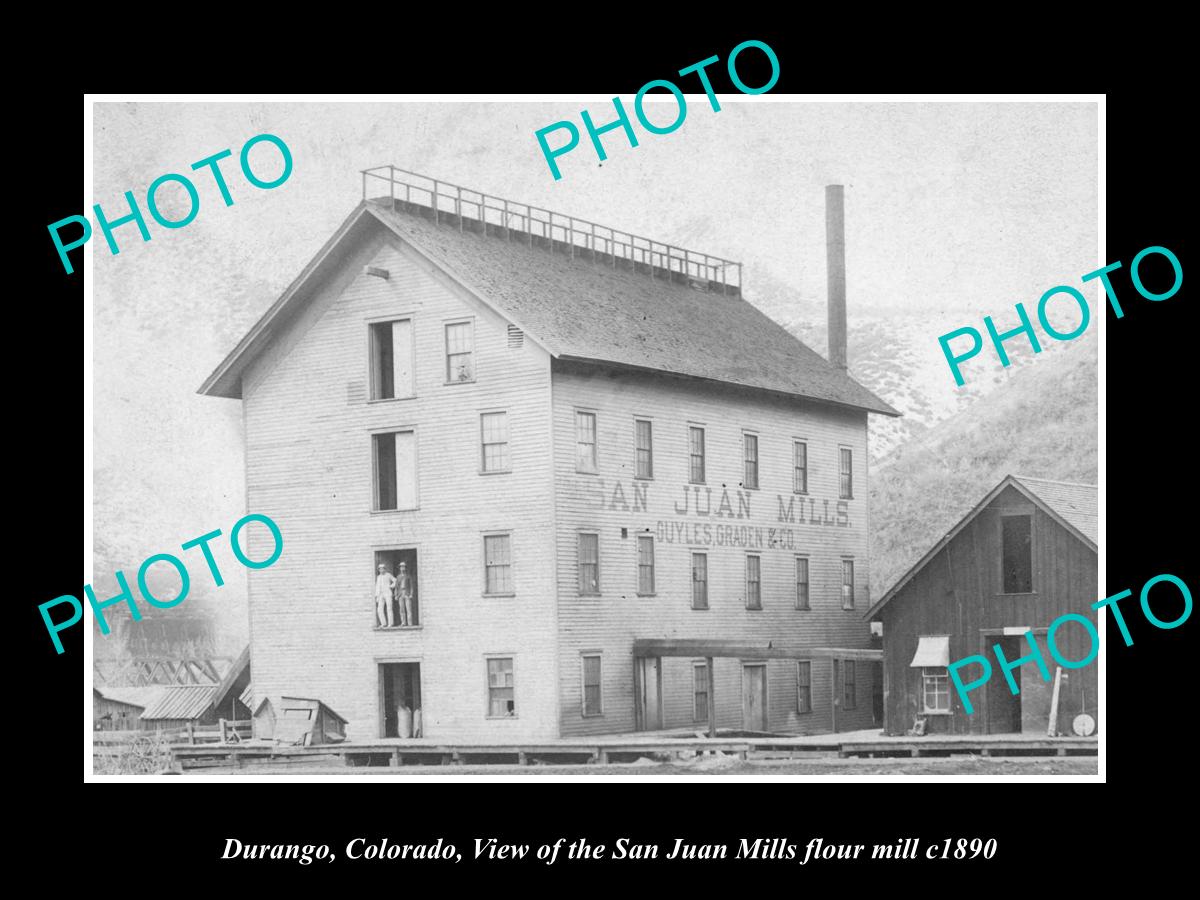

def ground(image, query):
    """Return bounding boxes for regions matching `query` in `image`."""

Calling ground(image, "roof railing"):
[361,165,743,296]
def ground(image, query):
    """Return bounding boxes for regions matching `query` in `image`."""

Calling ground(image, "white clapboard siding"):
[242,237,559,742]
[551,366,879,737]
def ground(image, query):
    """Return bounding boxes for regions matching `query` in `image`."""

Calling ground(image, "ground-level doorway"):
[379,662,422,737]
[986,633,1055,734]
[741,663,768,732]
[635,657,662,730]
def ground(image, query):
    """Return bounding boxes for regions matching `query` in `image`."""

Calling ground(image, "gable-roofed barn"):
[867,475,1098,736]
[201,171,897,741]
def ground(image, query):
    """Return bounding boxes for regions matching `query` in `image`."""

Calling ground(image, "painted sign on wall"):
[570,477,851,536]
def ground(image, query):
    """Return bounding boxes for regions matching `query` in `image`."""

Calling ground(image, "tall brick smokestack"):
[825,184,848,370]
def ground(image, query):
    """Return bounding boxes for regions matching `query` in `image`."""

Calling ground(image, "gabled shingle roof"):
[1012,476,1097,546]
[200,199,898,417]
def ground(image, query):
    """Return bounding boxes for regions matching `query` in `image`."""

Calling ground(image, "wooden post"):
[632,657,643,732]
[1047,666,1063,737]
[706,657,716,739]
[187,721,195,745]
[831,660,839,734]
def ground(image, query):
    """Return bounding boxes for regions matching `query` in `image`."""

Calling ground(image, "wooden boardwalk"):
[168,729,1097,770]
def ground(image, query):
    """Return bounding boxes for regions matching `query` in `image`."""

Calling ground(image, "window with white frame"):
[793,440,808,493]
[839,447,853,499]
[743,433,759,489]
[691,553,708,610]
[486,657,515,717]
[795,557,810,610]
[576,411,597,473]
[688,426,706,484]
[483,534,513,594]
[922,668,951,713]
[796,661,812,714]
[841,559,855,609]
[635,418,653,479]
[445,320,474,383]
[578,532,600,595]
[582,654,603,717]
[480,412,511,473]
[745,555,762,610]
[637,535,655,594]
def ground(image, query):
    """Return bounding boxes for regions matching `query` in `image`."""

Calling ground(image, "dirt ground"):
[175,756,1097,776]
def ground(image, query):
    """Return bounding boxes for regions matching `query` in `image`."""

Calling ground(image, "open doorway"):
[986,633,1054,734]
[987,636,1023,733]
[374,548,419,627]
[635,657,662,731]
[379,662,422,737]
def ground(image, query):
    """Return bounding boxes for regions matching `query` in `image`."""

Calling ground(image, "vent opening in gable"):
[507,325,524,349]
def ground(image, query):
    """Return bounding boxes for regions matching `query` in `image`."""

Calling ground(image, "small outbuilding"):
[867,475,1097,737]
[93,686,155,731]
[253,696,348,745]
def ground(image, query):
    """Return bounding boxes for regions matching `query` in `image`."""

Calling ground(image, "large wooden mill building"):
[200,169,899,741]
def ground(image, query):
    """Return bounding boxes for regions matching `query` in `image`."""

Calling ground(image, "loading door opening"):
[380,662,423,738]
[374,548,419,627]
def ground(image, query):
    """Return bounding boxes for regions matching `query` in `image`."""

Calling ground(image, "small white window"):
[637,535,655,595]
[582,654,603,717]
[576,411,597,473]
[484,534,513,594]
[480,412,510,473]
[487,657,515,717]
[923,668,951,713]
[445,320,474,383]
[743,433,759,489]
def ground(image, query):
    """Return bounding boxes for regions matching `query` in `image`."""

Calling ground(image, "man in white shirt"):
[375,563,396,628]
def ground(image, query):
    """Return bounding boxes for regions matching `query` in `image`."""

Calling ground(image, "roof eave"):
[557,354,900,417]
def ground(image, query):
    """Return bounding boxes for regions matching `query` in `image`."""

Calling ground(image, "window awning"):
[910,635,950,668]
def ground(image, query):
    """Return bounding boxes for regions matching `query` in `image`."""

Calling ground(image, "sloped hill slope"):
[868,332,1097,598]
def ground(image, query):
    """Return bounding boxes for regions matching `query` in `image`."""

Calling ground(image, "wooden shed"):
[253,696,348,745]
[867,475,1097,737]
[93,687,151,731]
